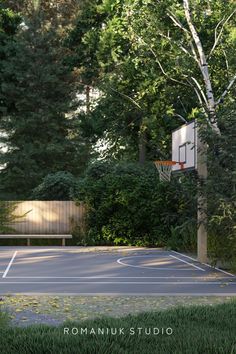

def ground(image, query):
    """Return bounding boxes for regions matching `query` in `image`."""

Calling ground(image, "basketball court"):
[0,247,235,295]
[0,121,233,295]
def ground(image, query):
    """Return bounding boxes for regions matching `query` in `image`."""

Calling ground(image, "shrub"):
[69,214,90,246]
[166,173,198,252]
[0,201,19,233]
[74,161,197,247]
[200,102,236,265]
[31,171,78,200]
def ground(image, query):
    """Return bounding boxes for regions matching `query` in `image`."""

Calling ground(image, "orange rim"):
[154,160,185,169]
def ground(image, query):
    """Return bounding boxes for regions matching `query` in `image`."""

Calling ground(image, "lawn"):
[0,302,236,354]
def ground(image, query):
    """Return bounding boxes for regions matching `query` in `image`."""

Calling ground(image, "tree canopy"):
[67,0,235,161]
[0,1,90,197]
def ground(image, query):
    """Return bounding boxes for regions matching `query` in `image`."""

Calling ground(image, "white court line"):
[169,255,205,272]
[0,281,233,285]
[2,251,17,278]
[5,276,226,279]
[117,255,200,271]
[172,250,236,277]
[13,248,235,277]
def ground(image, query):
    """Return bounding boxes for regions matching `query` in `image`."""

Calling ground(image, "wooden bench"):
[0,234,72,246]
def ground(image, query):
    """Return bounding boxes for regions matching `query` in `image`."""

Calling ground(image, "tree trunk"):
[138,128,147,165]
[86,85,90,114]
[197,135,208,263]
[183,0,220,135]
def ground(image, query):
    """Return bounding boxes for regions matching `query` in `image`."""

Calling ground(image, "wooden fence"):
[8,201,85,234]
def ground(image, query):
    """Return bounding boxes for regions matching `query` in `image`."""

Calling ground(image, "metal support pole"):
[197,133,208,263]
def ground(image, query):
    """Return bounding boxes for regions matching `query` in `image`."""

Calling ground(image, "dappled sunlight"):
[139,258,175,267]
[4,249,125,277]
[9,201,85,234]
[1,248,235,297]
[120,255,181,269]
[15,254,60,265]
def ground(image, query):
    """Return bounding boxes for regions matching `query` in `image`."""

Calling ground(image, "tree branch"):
[189,41,201,69]
[109,87,143,111]
[208,9,236,59]
[165,9,201,67]
[167,10,190,35]
[173,113,187,123]
[191,77,208,106]
[158,31,198,64]
[132,32,190,87]
[77,81,143,111]
[215,73,236,106]
[223,49,229,73]
[180,44,198,62]
[193,86,204,107]
[186,79,210,122]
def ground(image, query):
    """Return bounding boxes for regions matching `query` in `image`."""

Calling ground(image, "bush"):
[69,214,89,246]
[31,171,78,200]
[200,102,236,265]
[0,201,19,233]
[74,161,197,247]
[208,200,236,268]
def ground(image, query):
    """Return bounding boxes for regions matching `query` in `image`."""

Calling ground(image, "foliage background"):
[0,1,235,262]
[73,161,197,250]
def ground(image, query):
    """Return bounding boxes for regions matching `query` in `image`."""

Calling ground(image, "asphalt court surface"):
[0,247,236,295]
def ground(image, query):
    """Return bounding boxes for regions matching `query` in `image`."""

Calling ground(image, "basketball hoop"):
[154,160,184,182]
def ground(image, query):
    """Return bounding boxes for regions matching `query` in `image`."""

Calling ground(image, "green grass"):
[0,309,9,328]
[0,302,236,354]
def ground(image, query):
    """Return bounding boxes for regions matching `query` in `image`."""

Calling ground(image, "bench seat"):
[0,234,72,246]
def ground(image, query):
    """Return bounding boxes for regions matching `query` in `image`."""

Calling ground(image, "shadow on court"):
[0,247,235,295]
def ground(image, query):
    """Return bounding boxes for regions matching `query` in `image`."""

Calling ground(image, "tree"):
[0,7,89,197]
[3,0,81,28]
[67,0,236,262]
[0,6,21,200]
[0,201,19,233]
[119,0,235,261]
[31,171,78,200]
[0,5,21,118]
[67,0,175,164]
[119,0,236,132]
[68,0,235,165]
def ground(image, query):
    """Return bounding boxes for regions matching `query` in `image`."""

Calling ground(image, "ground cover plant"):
[0,295,233,326]
[0,302,236,354]
[0,309,9,328]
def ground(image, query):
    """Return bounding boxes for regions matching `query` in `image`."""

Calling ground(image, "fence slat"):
[8,201,85,235]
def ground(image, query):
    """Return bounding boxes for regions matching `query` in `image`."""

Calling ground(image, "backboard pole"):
[197,135,208,263]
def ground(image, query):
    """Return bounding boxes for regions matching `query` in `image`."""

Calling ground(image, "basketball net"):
[154,161,184,182]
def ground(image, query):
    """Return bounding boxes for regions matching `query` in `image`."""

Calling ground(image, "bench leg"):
[27,238,30,246]
[62,238,65,246]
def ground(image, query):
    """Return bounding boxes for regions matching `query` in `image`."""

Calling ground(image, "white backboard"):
[172,120,197,172]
